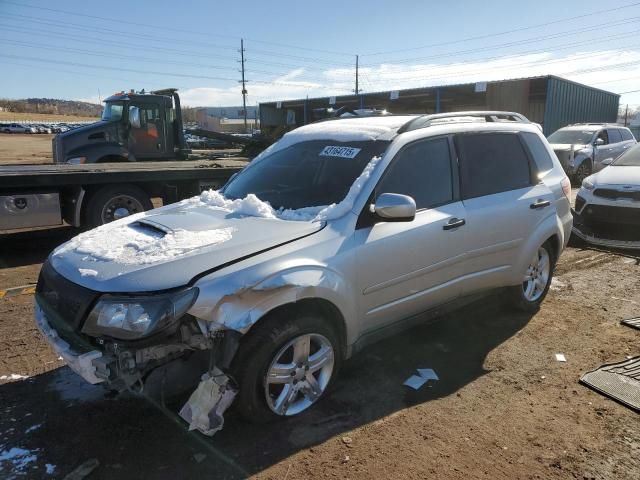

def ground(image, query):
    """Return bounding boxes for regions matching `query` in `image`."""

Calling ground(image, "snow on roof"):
[276,115,416,148]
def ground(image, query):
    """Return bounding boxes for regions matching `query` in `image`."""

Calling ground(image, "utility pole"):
[239,39,248,133]
[355,54,359,95]
[624,104,629,126]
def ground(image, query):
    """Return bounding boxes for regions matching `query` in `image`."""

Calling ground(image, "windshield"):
[101,102,124,121]
[613,143,640,166]
[223,140,390,210]
[547,129,595,145]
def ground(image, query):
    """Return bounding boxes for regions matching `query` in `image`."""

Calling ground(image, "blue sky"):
[2,0,640,108]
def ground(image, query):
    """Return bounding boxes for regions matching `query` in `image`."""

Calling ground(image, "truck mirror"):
[129,106,141,129]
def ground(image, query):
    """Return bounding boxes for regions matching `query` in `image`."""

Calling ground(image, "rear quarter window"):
[456,132,532,199]
[521,132,555,173]
[620,128,635,141]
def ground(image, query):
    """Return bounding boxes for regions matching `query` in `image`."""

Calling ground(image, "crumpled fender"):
[189,261,357,342]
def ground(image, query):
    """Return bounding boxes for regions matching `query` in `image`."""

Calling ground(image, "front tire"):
[508,240,555,312]
[572,161,592,186]
[230,309,341,423]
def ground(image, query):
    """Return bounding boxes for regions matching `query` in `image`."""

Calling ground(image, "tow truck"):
[0,89,256,230]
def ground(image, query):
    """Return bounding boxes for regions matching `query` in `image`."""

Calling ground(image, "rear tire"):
[230,309,342,423]
[508,240,556,312]
[84,184,152,227]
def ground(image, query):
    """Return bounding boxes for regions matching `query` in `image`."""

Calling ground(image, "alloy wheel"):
[522,247,551,302]
[264,333,334,416]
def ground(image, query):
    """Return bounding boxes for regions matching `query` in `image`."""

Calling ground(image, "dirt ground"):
[0,225,638,479]
[0,134,53,165]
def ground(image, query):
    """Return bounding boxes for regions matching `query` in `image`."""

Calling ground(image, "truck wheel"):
[230,309,342,423]
[85,184,153,227]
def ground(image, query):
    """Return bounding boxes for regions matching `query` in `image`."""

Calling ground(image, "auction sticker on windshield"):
[319,146,362,159]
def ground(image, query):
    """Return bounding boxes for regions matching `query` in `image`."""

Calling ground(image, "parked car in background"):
[1,123,35,133]
[35,111,572,433]
[573,142,640,249]
[547,124,636,185]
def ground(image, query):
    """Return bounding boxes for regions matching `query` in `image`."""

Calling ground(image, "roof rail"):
[567,122,617,127]
[397,111,530,134]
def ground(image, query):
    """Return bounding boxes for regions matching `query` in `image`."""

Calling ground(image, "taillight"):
[561,177,572,199]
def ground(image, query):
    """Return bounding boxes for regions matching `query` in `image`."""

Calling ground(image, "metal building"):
[259,75,619,137]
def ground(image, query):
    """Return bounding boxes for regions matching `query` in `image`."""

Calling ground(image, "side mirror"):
[129,106,141,129]
[594,138,605,147]
[601,157,613,166]
[372,193,416,222]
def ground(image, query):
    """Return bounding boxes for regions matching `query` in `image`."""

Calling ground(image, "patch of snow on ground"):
[24,424,42,434]
[0,447,39,473]
[55,221,235,265]
[550,277,567,291]
[0,374,28,381]
[78,268,98,277]
[198,155,383,223]
[46,464,56,475]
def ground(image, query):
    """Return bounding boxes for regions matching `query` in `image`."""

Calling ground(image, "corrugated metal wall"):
[543,77,620,135]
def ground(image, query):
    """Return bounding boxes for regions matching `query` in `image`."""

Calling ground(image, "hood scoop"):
[135,218,173,235]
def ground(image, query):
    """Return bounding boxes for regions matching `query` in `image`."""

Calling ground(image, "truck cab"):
[53,88,189,164]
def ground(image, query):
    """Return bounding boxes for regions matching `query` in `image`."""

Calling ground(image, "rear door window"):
[376,137,453,209]
[607,128,622,144]
[456,133,532,199]
[521,132,554,173]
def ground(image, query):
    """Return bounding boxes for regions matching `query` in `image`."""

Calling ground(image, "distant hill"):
[0,98,101,118]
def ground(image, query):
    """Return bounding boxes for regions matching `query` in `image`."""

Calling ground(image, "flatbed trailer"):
[0,159,247,231]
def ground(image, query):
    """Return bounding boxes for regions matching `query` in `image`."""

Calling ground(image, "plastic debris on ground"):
[555,353,567,362]
[403,368,440,390]
[179,368,237,437]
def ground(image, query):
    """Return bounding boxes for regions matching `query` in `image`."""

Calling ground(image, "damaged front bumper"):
[35,303,104,384]
[572,204,640,250]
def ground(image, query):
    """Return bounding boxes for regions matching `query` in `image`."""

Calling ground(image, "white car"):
[1,123,35,133]
[36,111,572,431]
[573,143,640,249]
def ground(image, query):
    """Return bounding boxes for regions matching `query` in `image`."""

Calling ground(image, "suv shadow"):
[0,294,533,479]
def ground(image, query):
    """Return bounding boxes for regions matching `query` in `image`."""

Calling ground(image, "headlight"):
[67,157,87,164]
[581,179,595,191]
[82,288,198,340]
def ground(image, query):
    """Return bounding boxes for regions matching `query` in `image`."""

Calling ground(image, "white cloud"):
[78,50,640,107]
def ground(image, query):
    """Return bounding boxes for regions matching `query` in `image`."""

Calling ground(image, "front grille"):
[593,188,640,202]
[574,195,586,212]
[581,204,640,226]
[36,260,98,331]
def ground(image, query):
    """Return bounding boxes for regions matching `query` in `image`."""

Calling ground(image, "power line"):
[359,29,640,89]
[0,1,356,61]
[362,1,640,57]
[364,15,640,65]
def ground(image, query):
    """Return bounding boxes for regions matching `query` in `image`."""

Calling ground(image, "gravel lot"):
[0,225,639,479]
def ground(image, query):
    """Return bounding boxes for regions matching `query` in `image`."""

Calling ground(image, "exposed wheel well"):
[253,298,348,357]
[544,234,561,262]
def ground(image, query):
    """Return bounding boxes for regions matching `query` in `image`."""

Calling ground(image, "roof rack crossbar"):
[398,111,530,134]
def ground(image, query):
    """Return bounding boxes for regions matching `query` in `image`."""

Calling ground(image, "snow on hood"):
[51,206,325,292]
[589,165,640,186]
[54,220,235,265]
[550,143,590,151]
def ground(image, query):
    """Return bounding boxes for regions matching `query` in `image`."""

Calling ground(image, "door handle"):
[443,217,466,230]
[530,199,551,209]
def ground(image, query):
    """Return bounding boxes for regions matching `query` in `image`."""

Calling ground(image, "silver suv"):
[35,111,573,430]
[547,123,637,184]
